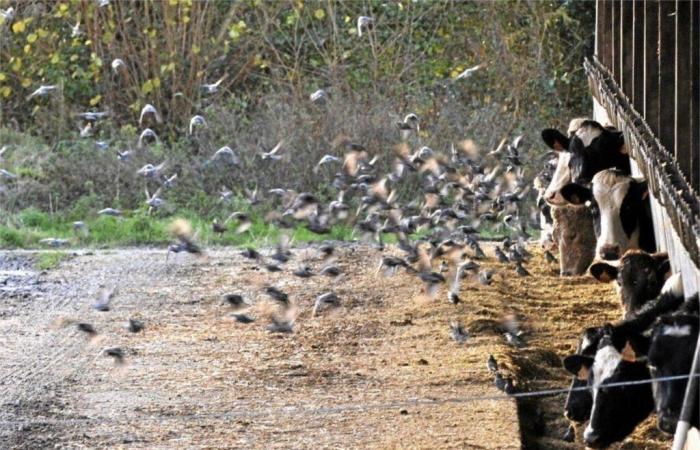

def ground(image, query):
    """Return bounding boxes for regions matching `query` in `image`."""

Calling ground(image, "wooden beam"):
[611,0,619,82]
[658,0,676,153]
[691,0,700,192]
[597,0,612,67]
[632,0,645,110]
[621,0,634,98]
[645,0,660,136]
[674,0,691,178]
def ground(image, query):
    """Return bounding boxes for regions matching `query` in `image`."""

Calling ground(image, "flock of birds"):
[1,5,561,396]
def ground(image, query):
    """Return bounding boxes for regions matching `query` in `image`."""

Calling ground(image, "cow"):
[539,119,630,275]
[551,204,596,276]
[541,119,629,206]
[589,250,671,318]
[647,310,700,434]
[559,169,656,261]
[561,273,685,427]
[581,329,655,448]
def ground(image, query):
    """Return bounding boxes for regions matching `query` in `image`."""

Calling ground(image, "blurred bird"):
[126,319,144,333]
[211,146,240,165]
[201,76,225,94]
[562,425,575,442]
[266,317,294,333]
[494,246,509,263]
[313,292,340,316]
[487,354,498,373]
[69,20,82,37]
[137,128,158,147]
[102,347,125,365]
[515,261,530,277]
[454,63,484,81]
[189,115,207,135]
[76,322,97,336]
[314,154,342,173]
[259,140,285,161]
[225,211,252,234]
[320,265,341,277]
[544,250,557,264]
[138,104,162,126]
[478,269,494,286]
[92,285,117,311]
[39,238,69,247]
[0,7,15,22]
[231,313,255,324]
[264,286,289,305]
[494,373,515,394]
[309,89,327,103]
[504,331,525,347]
[26,85,57,101]
[357,16,373,37]
[0,169,17,179]
[449,321,469,343]
[223,293,247,310]
[98,207,121,216]
[111,58,126,72]
[293,266,314,278]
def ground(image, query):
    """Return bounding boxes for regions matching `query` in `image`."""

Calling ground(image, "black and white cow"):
[648,310,700,434]
[582,329,655,448]
[562,273,685,427]
[559,169,656,261]
[541,119,629,206]
[589,250,671,318]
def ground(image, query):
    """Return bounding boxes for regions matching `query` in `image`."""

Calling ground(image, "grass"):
[35,251,69,270]
[0,207,357,250]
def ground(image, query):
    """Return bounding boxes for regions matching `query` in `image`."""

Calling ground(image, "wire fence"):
[1,373,698,426]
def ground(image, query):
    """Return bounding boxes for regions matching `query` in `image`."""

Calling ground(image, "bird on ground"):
[266,317,294,333]
[126,319,144,333]
[231,313,255,324]
[76,322,97,336]
[478,269,494,286]
[293,266,314,278]
[504,331,525,347]
[223,293,247,310]
[264,286,289,305]
[313,292,340,316]
[225,212,252,234]
[494,246,509,263]
[449,321,469,343]
[487,355,498,373]
[562,425,575,442]
[309,89,327,103]
[102,347,125,365]
[320,265,341,277]
[544,250,557,264]
[515,261,530,277]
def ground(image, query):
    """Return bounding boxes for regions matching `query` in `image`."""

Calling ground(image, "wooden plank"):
[691,0,700,192]
[645,0,660,136]
[611,0,619,82]
[621,0,634,98]
[597,0,612,68]
[632,0,645,110]
[658,0,676,153]
[675,0,691,177]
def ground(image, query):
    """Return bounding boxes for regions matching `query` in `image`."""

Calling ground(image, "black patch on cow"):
[560,183,593,205]
[619,179,656,253]
[568,121,630,185]
[541,129,570,151]
[616,252,670,314]
[647,314,700,433]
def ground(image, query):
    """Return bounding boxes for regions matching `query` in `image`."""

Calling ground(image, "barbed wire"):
[0,373,697,426]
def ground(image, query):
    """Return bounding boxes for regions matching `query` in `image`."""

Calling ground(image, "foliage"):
[35,251,68,270]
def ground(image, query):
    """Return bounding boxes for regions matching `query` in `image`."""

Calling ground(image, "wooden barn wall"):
[592,0,700,295]
[592,2,700,447]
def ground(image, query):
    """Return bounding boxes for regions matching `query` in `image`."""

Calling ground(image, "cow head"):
[560,169,655,261]
[562,327,602,422]
[583,329,654,448]
[541,120,628,206]
[648,314,700,433]
[589,251,671,318]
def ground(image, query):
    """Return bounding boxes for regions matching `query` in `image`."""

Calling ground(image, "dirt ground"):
[0,243,673,449]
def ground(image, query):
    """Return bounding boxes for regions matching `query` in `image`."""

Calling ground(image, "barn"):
[587,1,699,448]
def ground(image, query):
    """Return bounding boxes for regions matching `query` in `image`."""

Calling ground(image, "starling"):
[449,321,469,343]
[103,347,125,365]
[544,250,558,264]
[231,313,255,324]
[223,293,246,309]
[126,319,144,333]
[265,287,289,305]
[487,354,498,373]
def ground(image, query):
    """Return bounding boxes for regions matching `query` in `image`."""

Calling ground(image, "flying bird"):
[26,85,57,101]
[139,104,162,126]
[92,285,117,311]
[357,16,373,37]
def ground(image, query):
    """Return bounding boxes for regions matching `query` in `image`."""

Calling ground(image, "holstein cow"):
[647,308,700,434]
[540,119,630,274]
[560,169,656,261]
[589,250,671,318]
[562,273,685,427]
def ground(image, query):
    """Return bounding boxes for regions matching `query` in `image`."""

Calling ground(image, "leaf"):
[89,95,101,106]
[11,58,22,72]
[314,8,325,20]
[142,79,154,94]
[0,73,6,82]
[12,20,26,34]
[1,86,11,98]
[27,33,38,43]
[21,78,31,88]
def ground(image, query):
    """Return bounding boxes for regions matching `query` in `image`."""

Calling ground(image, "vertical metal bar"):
[671,319,700,450]
[691,0,700,192]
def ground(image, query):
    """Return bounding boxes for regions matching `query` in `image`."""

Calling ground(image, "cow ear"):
[590,261,619,283]
[652,252,671,278]
[623,335,650,362]
[541,129,570,151]
[563,354,594,375]
[560,183,593,205]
